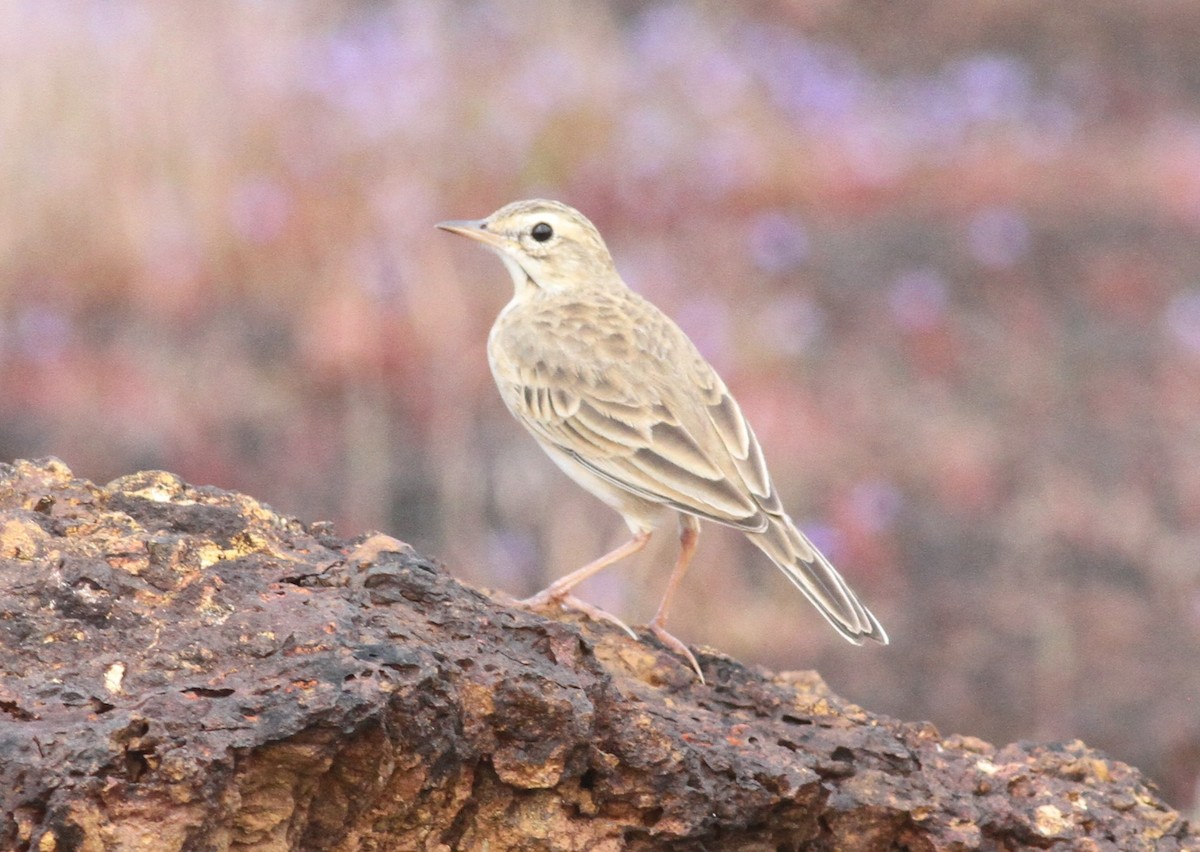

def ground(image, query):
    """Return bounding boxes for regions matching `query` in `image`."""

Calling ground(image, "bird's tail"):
[746,515,888,645]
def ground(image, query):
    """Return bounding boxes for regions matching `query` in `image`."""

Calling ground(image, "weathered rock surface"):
[0,458,1191,850]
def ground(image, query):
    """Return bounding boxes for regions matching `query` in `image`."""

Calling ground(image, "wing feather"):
[491,289,780,532]
[706,392,783,513]
[513,373,767,529]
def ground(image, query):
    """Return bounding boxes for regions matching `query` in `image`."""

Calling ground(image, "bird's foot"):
[514,589,638,640]
[648,619,705,684]
[515,588,706,683]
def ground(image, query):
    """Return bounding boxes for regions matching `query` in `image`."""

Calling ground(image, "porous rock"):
[0,459,1191,850]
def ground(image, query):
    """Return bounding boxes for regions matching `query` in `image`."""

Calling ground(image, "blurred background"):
[2,0,1199,814]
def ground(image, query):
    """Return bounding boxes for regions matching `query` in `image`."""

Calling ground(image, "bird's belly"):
[539,442,666,535]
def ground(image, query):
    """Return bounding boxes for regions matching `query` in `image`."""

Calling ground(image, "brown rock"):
[0,458,1191,850]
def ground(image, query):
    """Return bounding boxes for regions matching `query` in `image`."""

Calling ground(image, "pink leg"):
[517,531,651,638]
[648,515,705,682]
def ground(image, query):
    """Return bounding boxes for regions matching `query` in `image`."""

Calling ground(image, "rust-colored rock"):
[0,458,1191,850]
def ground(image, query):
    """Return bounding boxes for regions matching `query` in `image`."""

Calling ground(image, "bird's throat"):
[497,253,539,296]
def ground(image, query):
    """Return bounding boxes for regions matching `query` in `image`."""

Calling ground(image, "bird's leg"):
[516,530,651,638]
[648,514,705,682]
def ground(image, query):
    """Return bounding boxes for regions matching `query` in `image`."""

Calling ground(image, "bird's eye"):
[530,222,553,242]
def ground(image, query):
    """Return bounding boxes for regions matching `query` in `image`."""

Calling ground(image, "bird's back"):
[489,286,697,411]
[489,284,784,528]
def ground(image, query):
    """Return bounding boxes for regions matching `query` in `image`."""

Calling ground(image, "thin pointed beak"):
[436,218,507,250]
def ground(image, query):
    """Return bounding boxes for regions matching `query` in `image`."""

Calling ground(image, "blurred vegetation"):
[2,0,1199,815]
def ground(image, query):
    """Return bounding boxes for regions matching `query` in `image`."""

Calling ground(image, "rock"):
[0,458,1191,850]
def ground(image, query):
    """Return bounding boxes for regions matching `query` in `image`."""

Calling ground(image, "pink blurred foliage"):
[1,0,1199,814]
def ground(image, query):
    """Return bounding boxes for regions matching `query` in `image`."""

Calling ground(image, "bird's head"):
[438,199,621,296]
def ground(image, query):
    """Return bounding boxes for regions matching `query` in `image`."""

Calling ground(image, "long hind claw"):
[649,619,705,684]
[514,590,638,640]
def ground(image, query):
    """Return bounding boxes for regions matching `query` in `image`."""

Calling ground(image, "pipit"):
[438,199,887,681]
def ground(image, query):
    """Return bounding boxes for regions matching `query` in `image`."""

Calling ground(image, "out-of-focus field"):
[2,0,1198,813]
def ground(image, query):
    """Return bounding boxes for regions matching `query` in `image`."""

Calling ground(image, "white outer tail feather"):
[746,515,889,645]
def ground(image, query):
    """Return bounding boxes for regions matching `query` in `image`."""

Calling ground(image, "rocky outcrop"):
[0,458,1190,850]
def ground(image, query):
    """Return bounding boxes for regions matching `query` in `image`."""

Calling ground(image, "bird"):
[437,199,887,681]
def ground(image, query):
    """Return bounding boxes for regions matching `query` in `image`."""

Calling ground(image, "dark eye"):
[530,222,553,242]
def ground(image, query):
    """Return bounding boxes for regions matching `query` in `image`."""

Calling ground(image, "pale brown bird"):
[438,199,887,681]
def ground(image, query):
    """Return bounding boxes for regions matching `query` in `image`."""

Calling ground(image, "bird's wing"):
[693,361,786,518]
[498,305,781,531]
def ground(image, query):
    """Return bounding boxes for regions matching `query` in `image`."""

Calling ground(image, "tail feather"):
[746,515,888,645]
